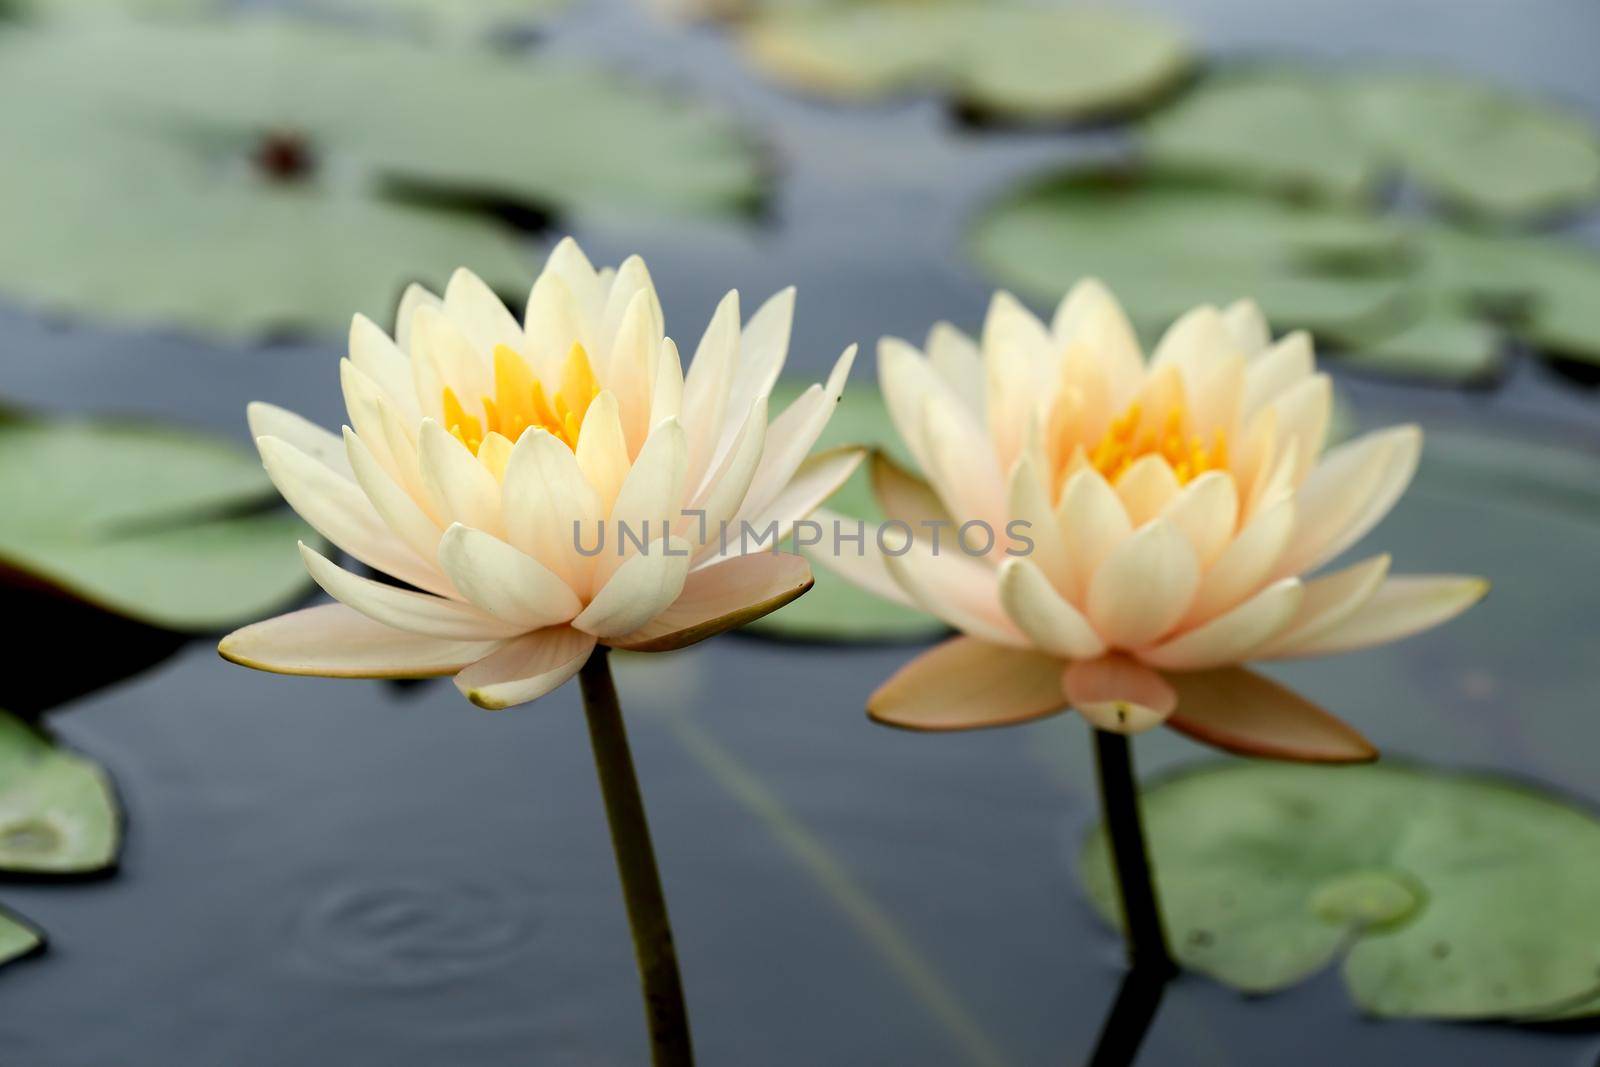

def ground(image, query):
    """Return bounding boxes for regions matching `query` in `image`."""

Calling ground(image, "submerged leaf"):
[0,417,317,631]
[741,2,1193,122]
[0,21,760,337]
[1080,762,1600,1020]
[0,711,119,875]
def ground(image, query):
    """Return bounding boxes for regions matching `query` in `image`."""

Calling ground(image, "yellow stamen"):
[1068,395,1228,491]
[440,343,601,457]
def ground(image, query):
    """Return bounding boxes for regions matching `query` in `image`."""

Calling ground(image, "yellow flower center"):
[442,343,600,465]
[1084,399,1228,486]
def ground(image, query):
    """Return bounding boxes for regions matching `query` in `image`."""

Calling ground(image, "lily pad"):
[744,382,941,642]
[1142,68,1600,221]
[0,710,119,876]
[0,416,318,631]
[0,906,43,968]
[0,21,760,337]
[740,2,1194,122]
[1080,762,1600,1020]
[4,0,571,38]
[971,172,1411,341]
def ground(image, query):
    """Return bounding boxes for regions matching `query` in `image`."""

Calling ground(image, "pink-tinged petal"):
[878,336,952,481]
[437,524,582,631]
[1221,299,1271,355]
[868,637,1067,731]
[299,543,525,640]
[220,603,500,679]
[1050,278,1144,405]
[1183,496,1295,627]
[444,267,525,357]
[983,291,1053,471]
[418,418,503,537]
[920,393,1007,530]
[574,537,694,639]
[1062,654,1176,733]
[1255,554,1389,657]
[1142,578,1302,670]
[1241,331,1313,418]
[686,396,767,557]
[453,626,596,710]
[1114,454,1182,527]
[997,558,1106,659]
[924,321,984,418]
[1189,353,1245,440]
[1266,373,1331,485]
[1150,305,1234,394]
[1279,426,1422,579]
[1007,446,1070,585]
[681,290,741,489]
[1166,667,1376,763]
[1262,575,1488,659]
[247,402,349,477]
[871,451,951,527]
[1056,467,1134,604]
[256,435,450,597]
[739,345,858,521]
[1086,520,1200,649]
[344,427,444,567]
[610,552,814,652]
[502,427,603,592]
[883,536,1026,646]
[1160,471,1238,569]
[351,313,422,423]
[803,508,919,608]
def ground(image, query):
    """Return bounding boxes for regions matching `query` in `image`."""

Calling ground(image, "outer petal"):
[681,289,741,487]
[610,552,814,652]
[871,451,950,528]
[1254,554,1389,657]
[739,345,857,521]
[883,537,1026,647]
[1261,575,1488,659]
[1141,577,1302,671]
[924,321,984,417]
[1183,495,1295,627]
[1085,521,1200,649]
[1277,426,1422,579]
[437,523,583,631]
[731,446,865,556]
[453,626,597,710]
[344,427,444,568]
[1242,331,1313,418]
[803,508,918,609]
[867,637,1067,731]
[351,312,422,423]
[247,402,349,477]
[299,543,524,641]
[724,286,794,435]
[996,558,1106,659]
[574,537,694,639]
[1166,667,1376,762]
[686,396,767,557]
[1062,654,1177,733]
[220,603,500,679]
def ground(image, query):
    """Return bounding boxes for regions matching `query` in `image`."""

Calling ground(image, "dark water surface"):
[3,0,1600,1064]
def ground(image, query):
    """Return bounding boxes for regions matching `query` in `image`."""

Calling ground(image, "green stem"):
[1091,729,1175,978]
[577,648,694,1067]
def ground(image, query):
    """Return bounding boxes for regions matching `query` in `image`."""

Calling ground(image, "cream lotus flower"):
[824,283,1487,758]
[221,239,861,709]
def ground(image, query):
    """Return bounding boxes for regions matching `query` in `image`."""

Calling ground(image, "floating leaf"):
[740,2,1193,122]
[1143,68,1600,220]
[745,382,941,642]
[0,416,317,631]
[1080,762,1600,1020]
[0,710,119,876]
[971,173,1410,340]
[0,905,43,968]
[0,21,759,337]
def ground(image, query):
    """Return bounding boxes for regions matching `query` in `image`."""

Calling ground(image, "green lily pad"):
[1142,68,1600,221]
[0,416,318,632]
[0,710,119,875]
[740,2,1193,122]
[0,21,759,337]
[744,382,942,642]
[1080,762,1600,1020]
[0,905,43,968]
[971,172,1411,340]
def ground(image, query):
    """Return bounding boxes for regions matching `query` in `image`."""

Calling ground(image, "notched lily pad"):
[1080,762,1600,1020]
[0,21,760,337]
[0,711,119,876]
[0,416,318,631]
[741,2,1194,122]
[744,381,941,642]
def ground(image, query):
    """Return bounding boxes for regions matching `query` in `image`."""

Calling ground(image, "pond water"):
[2,0,1600,1064]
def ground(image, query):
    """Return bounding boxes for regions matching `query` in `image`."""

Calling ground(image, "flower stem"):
[577,648,694,1067]
[1091,728,1176,978]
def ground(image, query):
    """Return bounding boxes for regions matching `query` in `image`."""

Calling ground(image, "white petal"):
[681,290,742,488]
[351,313,422,422]
[610,552,813,652]
[247,402,349,477]
[1056,468,1133,604]
[523,269,587,380]
[594,419,688,587]
[1184,496,1295,627]
[724,286,794,430]
[299,543,523,640]
[344,426,444,568]
[997,558,1106,658]
[453,626,596,710]
[686,396,767,556]
[1255,554,1390,657]
[340,358,401,483]
[1050,278,1144,403]
[1160,471,1238,568]
[1142,577,1302,670]
[1278,426,1422,578]
[394,284,442,359]
[883,537,1026,647]
[501,428,603,592]
[1265,373,1332,485]
[919,391,1007,530]
[437,523,583,630]
[1114,454,1182,527]
[575,391,630,515]
[220,602,499,679]
[924,321,984,418]
[444,267,524,356]
[649,338,684,429]
[739,344,857,520]
[1086,520,1200,648]
[412,304,491,408]
[1007,448,1070,589]
[1242,331,1314,417]
[418,418,503,536]
[871,451,950,527]
[1221,299,1271,355]
[802,508,918,608]
[607,287,660,455]
[1262,575,1487,659]
[574,536,694,638]
[728,446,864,559]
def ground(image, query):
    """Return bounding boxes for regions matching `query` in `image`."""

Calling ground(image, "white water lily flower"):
[222,239,861,708]
[823,284,1486,759]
